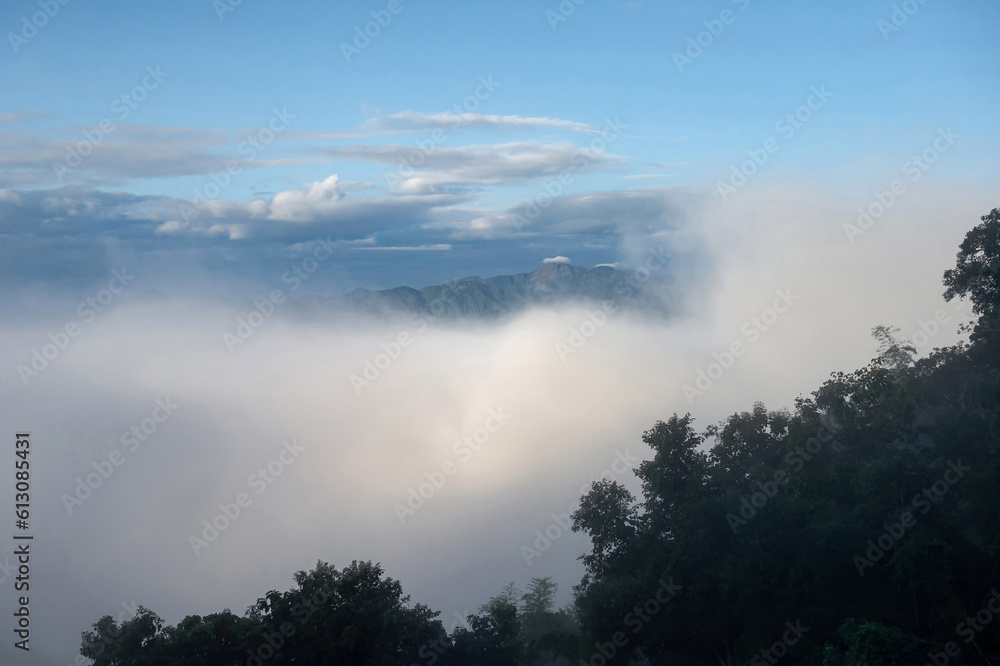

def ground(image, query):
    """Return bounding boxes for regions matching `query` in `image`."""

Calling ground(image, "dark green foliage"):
[568,207,1000,664]
[449,593,522,666]
[80,561,449,666]
[944,208,1000,340]
[80,606,167,666]
[821,619,933,666]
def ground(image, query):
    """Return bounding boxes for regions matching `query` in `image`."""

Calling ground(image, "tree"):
[80,606,166,666]
[568,209,1000,662]
[872,324,916,371]
[450,586,522,666]
[247,559,447,665]
[79,561,448,666]
[520,578,557,618]
[943,207,1000,341]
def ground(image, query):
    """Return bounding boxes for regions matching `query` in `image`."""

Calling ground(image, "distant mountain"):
[296,263,673,320]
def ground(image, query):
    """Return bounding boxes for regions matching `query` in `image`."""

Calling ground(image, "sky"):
[1,1,999,664]
[1,0,998,298]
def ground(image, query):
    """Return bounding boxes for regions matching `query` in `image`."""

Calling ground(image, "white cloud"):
[354,244,452,251]
[650,161,692,170]
[0,110,48,123]
[154,220,187,235]
[0,124,298,188]
[190,174,345,223]
[325,142,619,194]
[268,174,345,222]
[364,112,592,133]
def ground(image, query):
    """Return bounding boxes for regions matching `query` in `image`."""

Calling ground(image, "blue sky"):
[1,0,998,295]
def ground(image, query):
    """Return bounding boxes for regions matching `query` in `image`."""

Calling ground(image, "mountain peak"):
[530,262,581,283]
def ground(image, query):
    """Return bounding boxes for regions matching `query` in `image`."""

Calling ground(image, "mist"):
[0,181,988,664]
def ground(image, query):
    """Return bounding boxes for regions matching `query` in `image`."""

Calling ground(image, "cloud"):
[174,174,471,231]
[256,174,344,222]
[323,142,620,194]
[354,244,451,251]
[280,112,592,143]
[0,177,712,292]
[650,161,692,170]
[8,177,988,306]
[543,256,571,264]
[0,110,49,123]
[506,186,702,238]
[338,181,378,192]
[0,179,467,264]
[0,124,302,188]
[0,302,692,661]
[0,179,709,295]
[1,182,990,663]
[363,112,592,133]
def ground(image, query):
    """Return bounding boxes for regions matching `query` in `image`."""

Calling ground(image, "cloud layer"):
[0,181,987,665]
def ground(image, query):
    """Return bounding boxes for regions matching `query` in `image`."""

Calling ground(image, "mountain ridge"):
[298,263,672,320]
